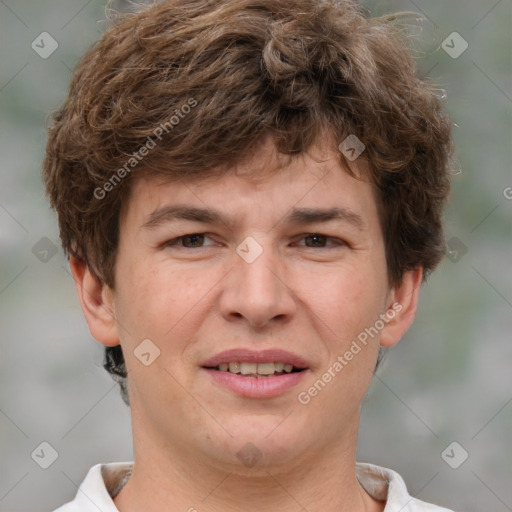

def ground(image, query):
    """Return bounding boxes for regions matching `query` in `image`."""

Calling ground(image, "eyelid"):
[292,234,346,248]
[163,233,217,248]
[163,232,347,249]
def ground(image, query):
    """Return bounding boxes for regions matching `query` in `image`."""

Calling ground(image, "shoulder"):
[51,462,134,512]
[356,462,456,512]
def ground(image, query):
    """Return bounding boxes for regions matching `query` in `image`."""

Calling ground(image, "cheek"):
[303,271,386,388]
[301,263,387,335]
[114,259,214,345]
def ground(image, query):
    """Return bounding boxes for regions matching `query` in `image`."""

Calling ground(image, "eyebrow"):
[142,205,366,231]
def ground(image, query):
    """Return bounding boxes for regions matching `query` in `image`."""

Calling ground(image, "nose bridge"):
[239,235,279,284]
[235,233,283,293]
[219,233,295,326]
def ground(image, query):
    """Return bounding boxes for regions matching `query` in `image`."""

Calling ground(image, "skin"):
[71,134,422,512]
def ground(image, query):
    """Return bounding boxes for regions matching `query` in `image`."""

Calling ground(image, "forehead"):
[121,136,377,230]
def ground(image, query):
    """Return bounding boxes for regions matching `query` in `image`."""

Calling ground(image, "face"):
[78,136,420,474]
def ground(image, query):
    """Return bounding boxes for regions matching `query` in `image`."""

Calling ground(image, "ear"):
[380,267,423,348]
[69,255,120,347]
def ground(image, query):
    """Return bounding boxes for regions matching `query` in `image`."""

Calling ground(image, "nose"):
[218,236,297,329]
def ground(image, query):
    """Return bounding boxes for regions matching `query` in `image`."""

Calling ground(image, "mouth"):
[200,348,310,398]
[202,361,307,378]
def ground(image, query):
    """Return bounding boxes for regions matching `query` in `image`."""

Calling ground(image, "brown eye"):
[304,234,328,247]
[297,234,345,248]
[164,233,215,249]
[180,234,205,248]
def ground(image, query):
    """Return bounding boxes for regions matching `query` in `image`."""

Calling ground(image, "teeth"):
[240,362,257,375]
[215,362,299,376]
[256,362,276,375]
[228,362,241,373]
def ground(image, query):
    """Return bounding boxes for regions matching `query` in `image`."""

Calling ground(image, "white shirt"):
[54,462,455,512]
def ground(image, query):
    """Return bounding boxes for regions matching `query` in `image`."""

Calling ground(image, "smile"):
[206,362,305,377]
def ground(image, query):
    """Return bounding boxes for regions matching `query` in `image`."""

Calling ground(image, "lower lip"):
[202,368,309,398]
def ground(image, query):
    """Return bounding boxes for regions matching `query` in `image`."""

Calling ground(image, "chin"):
[209,417,311,468]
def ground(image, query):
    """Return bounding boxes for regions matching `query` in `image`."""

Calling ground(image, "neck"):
[114,414,384,512]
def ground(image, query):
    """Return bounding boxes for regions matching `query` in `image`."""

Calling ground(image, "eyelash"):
[163,233,346,249]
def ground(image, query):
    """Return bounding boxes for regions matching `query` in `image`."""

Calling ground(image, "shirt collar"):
[55,461,453,512]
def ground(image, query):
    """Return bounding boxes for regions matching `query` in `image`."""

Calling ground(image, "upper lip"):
[201,348,310,369]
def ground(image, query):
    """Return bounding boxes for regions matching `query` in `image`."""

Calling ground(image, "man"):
[43,0,455,510]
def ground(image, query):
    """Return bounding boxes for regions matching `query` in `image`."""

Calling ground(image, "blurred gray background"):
[0,1,511,511]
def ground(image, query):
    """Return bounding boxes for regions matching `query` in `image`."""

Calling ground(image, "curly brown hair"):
[43,0,453,406]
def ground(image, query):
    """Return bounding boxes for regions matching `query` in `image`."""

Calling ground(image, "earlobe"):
[380,267,423,348]
[69,255,120,347]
